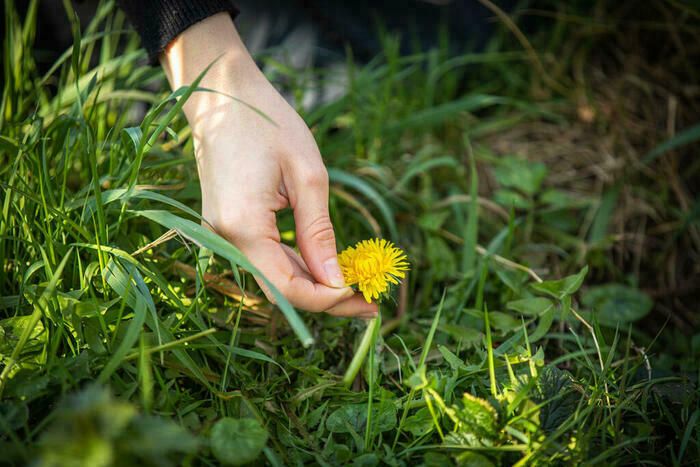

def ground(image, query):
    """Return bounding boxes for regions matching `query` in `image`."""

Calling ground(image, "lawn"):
[1,1,699,465]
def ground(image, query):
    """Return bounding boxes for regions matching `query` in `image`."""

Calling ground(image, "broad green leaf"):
[0,315,46,356]
[582,284,653,326]
[326,401,397,434]
[418,211,451,232]
[489,311,521,333]
[438,345,469,372]
[210,418,268,466]
[531,266,588,300]
[507,297,554,316]
[456,393,498,439]
[493,189,531,210]
[493,156,547,196]
[535,366,579,434]
[440,320,482,345]
[426,236,457,280]
[402,407,433,436]
[529,307,555,342]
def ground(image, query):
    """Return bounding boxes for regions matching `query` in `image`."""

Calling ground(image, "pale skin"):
[161,13,378,318]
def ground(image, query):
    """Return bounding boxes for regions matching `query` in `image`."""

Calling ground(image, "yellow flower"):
[338,238,409,303]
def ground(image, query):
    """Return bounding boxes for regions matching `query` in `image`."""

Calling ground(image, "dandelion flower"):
[338,238,409,303]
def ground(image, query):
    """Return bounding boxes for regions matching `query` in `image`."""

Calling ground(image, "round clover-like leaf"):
[210,417,268,466]
[582,284,653,326]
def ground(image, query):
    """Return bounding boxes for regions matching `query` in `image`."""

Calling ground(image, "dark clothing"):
[116,1,503,68]
[116,0,239,63]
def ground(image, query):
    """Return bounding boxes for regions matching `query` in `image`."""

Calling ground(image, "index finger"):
[243,237,354,312]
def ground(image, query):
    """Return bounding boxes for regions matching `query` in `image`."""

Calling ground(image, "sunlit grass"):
[1,0,699,465]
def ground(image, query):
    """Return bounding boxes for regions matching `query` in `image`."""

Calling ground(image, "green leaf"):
[438,345,469,372]
[529,306,555,342]
[454,452,496,467]
[439,323,482,348]
[456,393,498,439]
[136,210,312,347]
[99,260,150,383]
[230,347,289,381]
[0,315,46,356]
[588,185,620,244]
[0,400,28,432]
[493,156,547,196]
[353,453,380,467]
[642,121,700,164]
[102,259,211,387]
[123,415,199,458]
[325,402,397,434]
[493,189,532,210]
[417,211,451,232]
[489,311,521,333]
[387,94,506,132]
[531,266,588,300]
[210,418,268,466]
[328,168,398,241]
[402,407,434,436]
[419,290,446,368]
[394,156,458,192]
[581,284,653,326]
[507,297,554,316]
[462,137,478,273]
[536,366,579,434]
[426,236,457,280]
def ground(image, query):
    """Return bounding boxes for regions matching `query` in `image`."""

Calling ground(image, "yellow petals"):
[338,238,409,303]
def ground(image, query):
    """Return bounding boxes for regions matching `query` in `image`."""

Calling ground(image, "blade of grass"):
[136,209,313,346]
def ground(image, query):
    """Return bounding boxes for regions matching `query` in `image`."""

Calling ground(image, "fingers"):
[289,167,346,289]
[281,244,378,319]
[325,295,379,319]
[244,237,354,312]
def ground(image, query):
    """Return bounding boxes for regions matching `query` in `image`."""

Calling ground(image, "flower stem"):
[342,314,380,388]
[364,312,381,450]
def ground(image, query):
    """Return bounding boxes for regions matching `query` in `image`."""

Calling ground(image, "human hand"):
[161,13,378,318]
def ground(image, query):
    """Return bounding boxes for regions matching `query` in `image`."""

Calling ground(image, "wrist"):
[160,13,259,126]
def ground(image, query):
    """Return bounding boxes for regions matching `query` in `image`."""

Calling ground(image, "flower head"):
[338,238,409,303]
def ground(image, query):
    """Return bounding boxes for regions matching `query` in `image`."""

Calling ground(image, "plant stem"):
[364,312,381,450]
[343,314,380,388]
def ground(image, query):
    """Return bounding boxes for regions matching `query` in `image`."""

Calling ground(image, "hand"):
[161,13,377,318]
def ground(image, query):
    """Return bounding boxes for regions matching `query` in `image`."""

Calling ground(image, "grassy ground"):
[1,1,699,465]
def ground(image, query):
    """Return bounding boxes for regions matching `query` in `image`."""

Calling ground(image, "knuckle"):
[303,214,336,245]
[298,166,328,188]
[210,211,251,244]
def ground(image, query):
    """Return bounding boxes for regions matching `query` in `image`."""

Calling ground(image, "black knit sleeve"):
[117,0,239,64]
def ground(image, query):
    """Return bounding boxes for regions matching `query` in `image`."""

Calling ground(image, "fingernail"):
[323,257,345,288]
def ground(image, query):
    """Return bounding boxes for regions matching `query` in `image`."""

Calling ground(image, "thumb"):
[292,169,345,288]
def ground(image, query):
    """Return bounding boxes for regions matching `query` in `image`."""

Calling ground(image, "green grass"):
[2,0,700,465]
